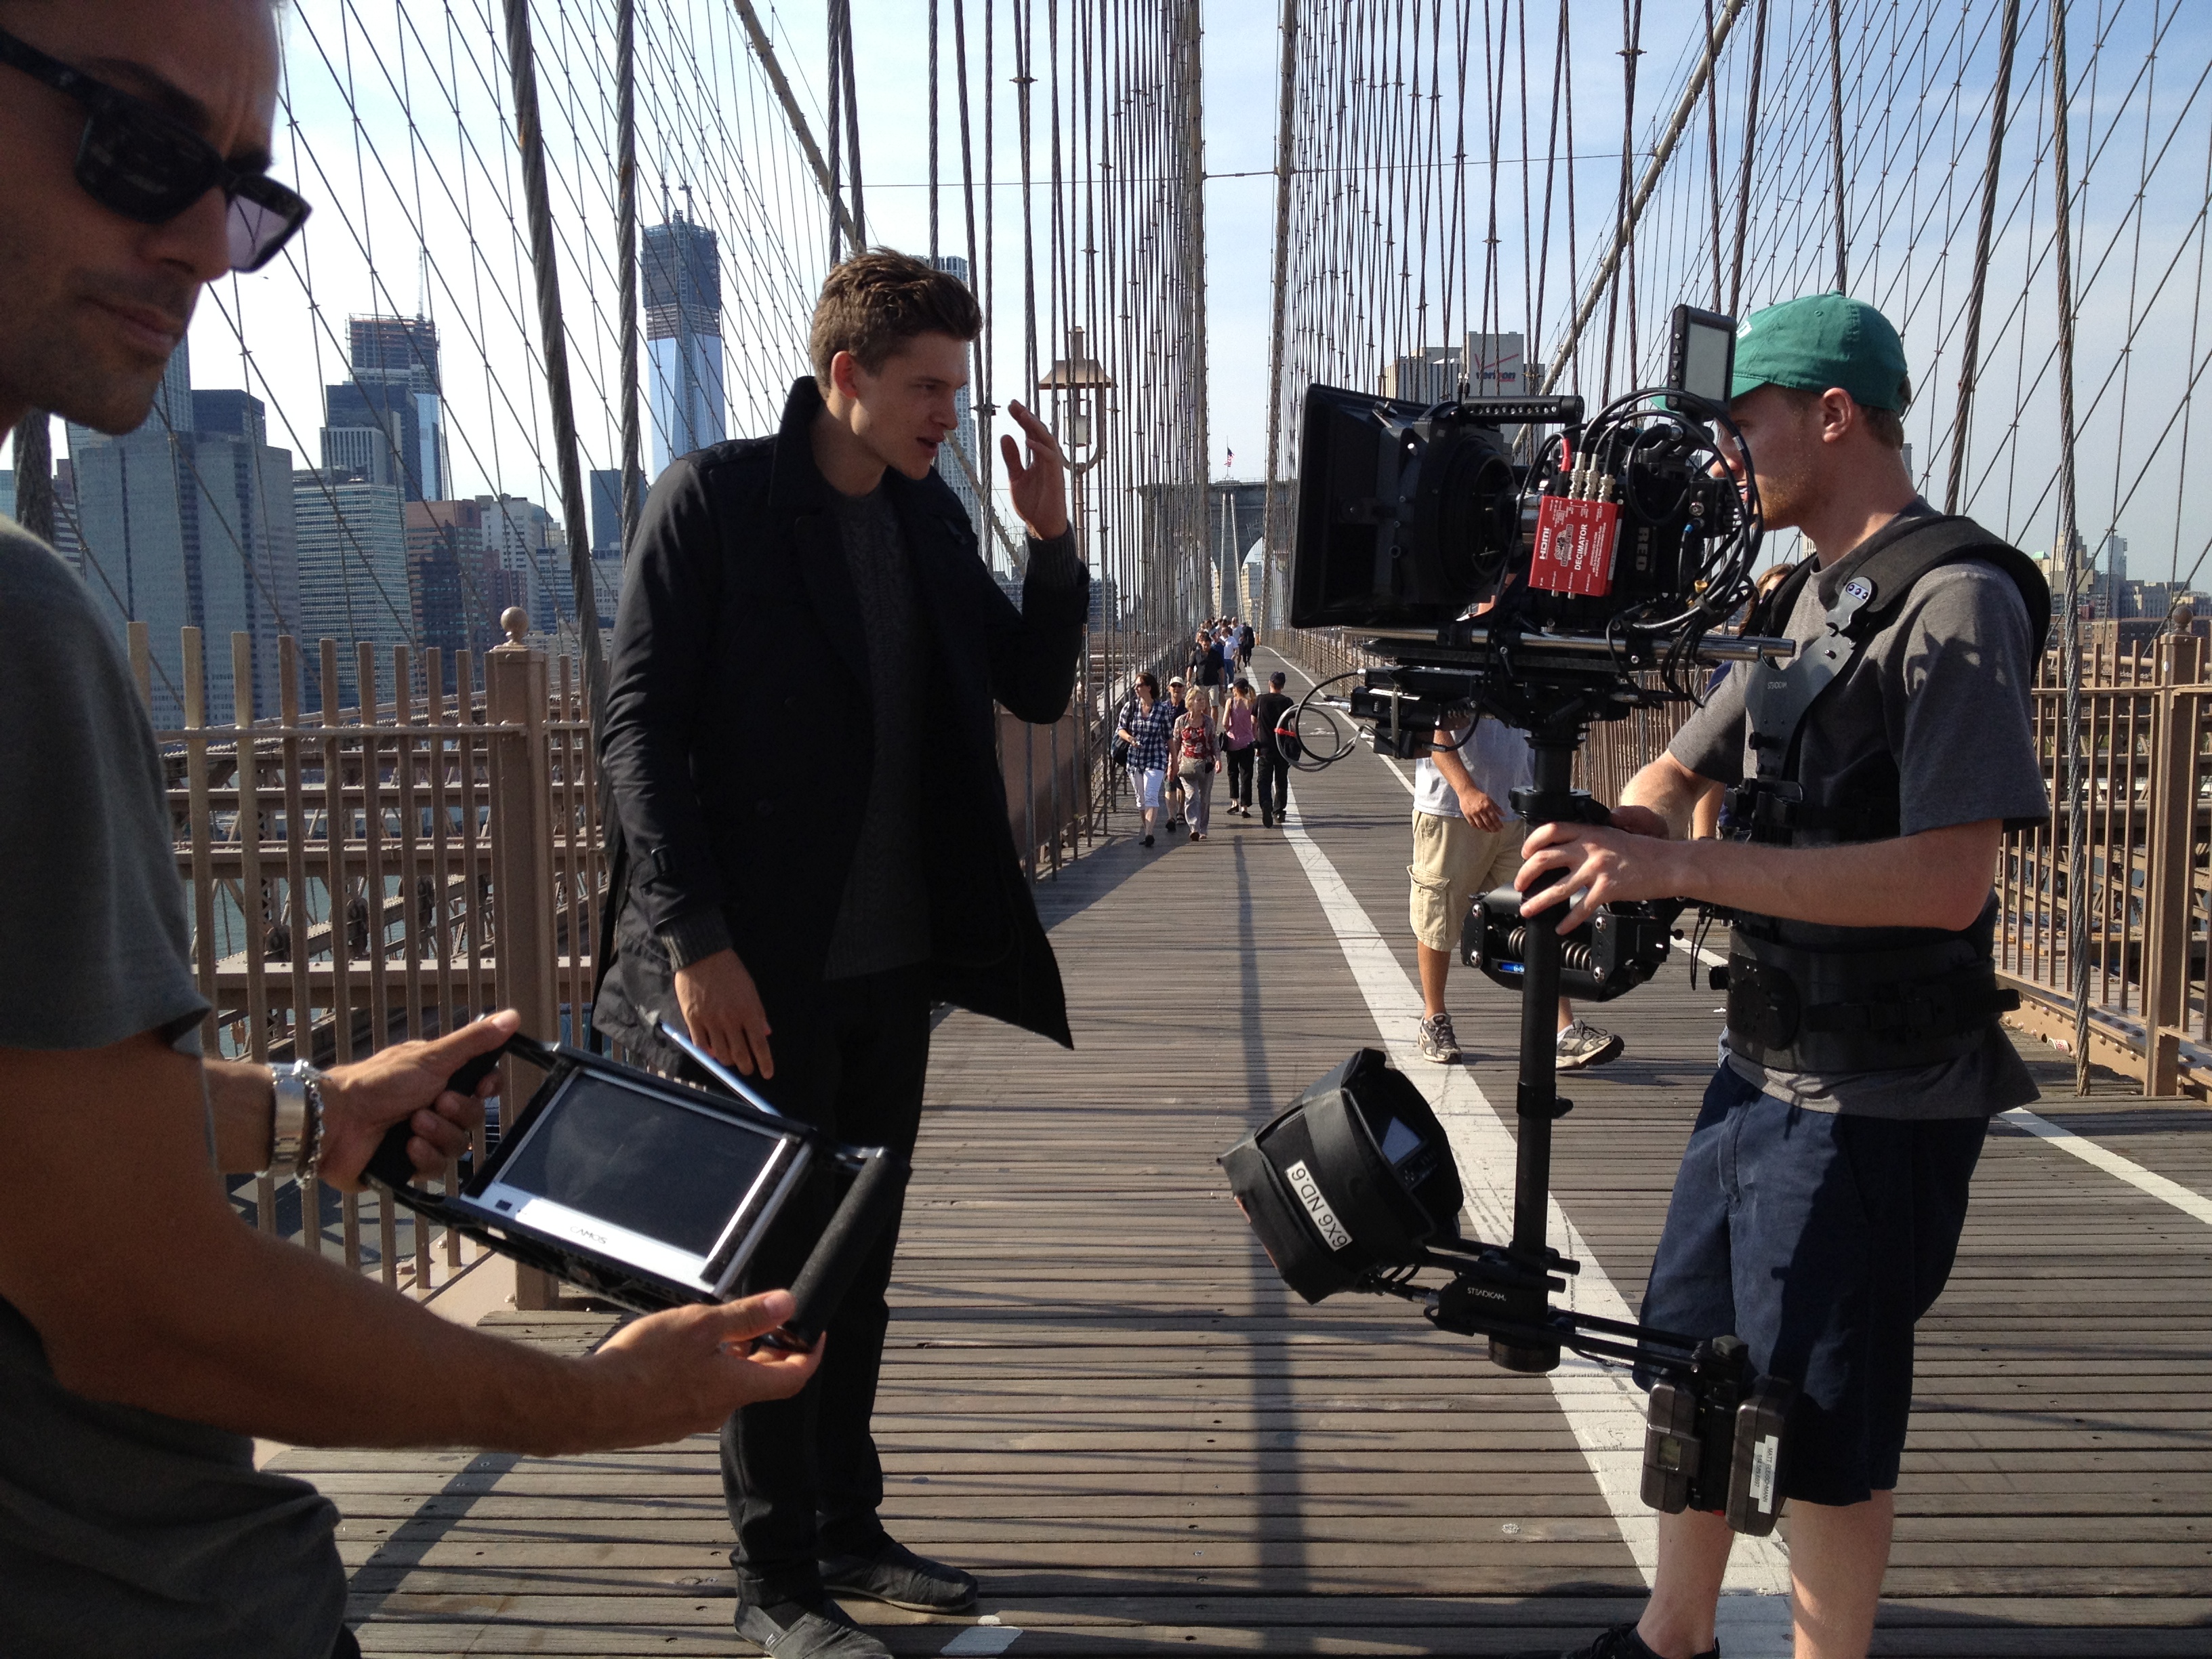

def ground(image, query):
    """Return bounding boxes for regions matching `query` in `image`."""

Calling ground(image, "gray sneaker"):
[1555,1020,1624,1069]
[1416,1012,1462,1063]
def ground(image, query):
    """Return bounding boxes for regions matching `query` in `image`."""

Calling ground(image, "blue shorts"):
[1637,1064,1987,1506]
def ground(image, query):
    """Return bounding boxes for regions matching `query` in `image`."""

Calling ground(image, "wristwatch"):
[269,1061,327,1181]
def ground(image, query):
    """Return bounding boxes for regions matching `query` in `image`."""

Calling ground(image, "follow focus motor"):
[1223,306,1799,1534]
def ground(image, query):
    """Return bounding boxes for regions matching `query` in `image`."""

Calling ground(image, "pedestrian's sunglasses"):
[0,26,310,273]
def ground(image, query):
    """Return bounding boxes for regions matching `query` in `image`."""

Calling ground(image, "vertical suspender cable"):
[1944,0,2020,517]
[844,9,865,245]
[1261,0,1300,632]
[930,0,941,262]
[827,0,846,262]
[730,0,859,253]
[2047,0,2091,1095]
[1728,0,1768,315]
[594,0,642,1027]
[1828,0,1848,291]
[501,0,605,729]
[1538,0,1747,394]
[616,0,642,563]
[1702,0,1724,309]
[1601,0,1641,401]
[1186,0,1210,621]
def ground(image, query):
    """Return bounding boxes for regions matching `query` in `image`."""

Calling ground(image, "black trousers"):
[1256,747,1291,823]
[711,964,931,1598]
[1225,745,1255,806]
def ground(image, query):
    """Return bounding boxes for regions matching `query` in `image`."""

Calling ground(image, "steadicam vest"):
[1721,515,2050,1074]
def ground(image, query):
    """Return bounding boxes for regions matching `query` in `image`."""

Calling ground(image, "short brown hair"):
[1769,381,1910,451]
[809,249,981,384]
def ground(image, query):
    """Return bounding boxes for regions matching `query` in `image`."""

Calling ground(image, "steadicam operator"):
[1515,295,2051,1659]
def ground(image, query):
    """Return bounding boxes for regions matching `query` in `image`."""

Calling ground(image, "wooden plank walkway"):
[285,651,2212,1656]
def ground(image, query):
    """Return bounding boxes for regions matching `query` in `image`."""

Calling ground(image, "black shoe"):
[1552,1623,1716,1659]
[735,1593,888,1658]
[1142,834,1155,848]
[819,1538,978,1614]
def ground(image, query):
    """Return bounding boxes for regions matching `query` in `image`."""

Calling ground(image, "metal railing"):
[139,619,1109,1301]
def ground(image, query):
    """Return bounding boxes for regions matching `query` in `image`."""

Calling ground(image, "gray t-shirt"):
[1668,505,2050,1118]
[822,486,932,979]
[0,518,346,1656]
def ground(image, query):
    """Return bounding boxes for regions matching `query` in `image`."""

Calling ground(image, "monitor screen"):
[493,1073,792,1258]
[1681,319,1734,407]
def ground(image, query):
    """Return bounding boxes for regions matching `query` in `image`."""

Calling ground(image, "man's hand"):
[1456,783,1504,833]
[674,948,775,1078]
[1002,399,1070,539]
[316,1010,519,1190]
[567,1290,820,1452]
[1517,820,1685,935]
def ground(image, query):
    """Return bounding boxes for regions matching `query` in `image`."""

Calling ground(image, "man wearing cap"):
[1517,295,2049,1659]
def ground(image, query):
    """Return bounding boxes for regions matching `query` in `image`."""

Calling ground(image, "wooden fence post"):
[487,611,559,1310]
[2141,633,2201,1096]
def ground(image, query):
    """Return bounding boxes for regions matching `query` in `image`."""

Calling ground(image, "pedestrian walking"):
[1172,687,1223,841]
[1163,677,1189,831]
[1114,673,1174,848]
[1252,671,1297,827]
[1222,679,1258,816]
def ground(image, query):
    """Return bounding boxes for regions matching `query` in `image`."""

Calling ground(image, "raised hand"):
[1000,398,1071,539]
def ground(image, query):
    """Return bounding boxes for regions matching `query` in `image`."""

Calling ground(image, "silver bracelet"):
[269,1061,327,1181]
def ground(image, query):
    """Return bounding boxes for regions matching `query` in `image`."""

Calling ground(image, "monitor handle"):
[363,1031,558,1191]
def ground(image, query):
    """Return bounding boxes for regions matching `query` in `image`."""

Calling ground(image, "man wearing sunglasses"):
[0,7,824,1658]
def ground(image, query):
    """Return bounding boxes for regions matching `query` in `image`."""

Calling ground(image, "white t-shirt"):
[1411,714,1534,819]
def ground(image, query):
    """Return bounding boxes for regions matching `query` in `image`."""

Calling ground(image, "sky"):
[39,0,2212,590]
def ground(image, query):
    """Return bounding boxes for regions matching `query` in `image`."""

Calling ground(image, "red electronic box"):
[1528,494,1620,598]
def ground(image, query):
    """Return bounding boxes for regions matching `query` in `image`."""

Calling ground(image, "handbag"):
[1177,718,1216,779]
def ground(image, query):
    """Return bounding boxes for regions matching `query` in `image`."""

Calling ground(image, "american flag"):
[1225,447,1235,470]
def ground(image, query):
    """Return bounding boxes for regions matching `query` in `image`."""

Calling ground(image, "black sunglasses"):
[0,26,310,274]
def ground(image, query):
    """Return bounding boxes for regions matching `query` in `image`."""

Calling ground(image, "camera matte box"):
[1221,1050,1465,1303]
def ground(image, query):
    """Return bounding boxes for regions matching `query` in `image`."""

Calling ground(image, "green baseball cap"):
[1730,293,1911,411]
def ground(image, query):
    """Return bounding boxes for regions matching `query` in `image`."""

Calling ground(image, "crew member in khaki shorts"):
[1410,712,1623,1069]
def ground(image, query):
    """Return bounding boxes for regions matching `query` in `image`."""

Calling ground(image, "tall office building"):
[644,213,726,474]
[476,493,565,634]
[1463,332,1528,396]
[929,255,982,526]
[321,314,447,503]
[590,466,647,556]
[405,497,518,684]
[295,468,409,708]
[1381,345,1461,403]
[65,343,299,724]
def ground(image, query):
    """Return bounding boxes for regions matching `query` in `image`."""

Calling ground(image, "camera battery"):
[1640,1380,1701,1514]
[1529,493,1620,597]
[1724,1376,1797,1536]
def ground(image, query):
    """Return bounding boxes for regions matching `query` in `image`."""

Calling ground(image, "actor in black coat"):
[593,373,1087,1621]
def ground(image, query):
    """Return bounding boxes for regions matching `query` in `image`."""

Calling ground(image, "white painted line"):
[2001,1106,2212,1225]
[1277,787,1795,1637]
[941,1625,1022,1656]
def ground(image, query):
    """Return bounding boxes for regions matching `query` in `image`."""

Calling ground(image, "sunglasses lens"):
[228,178,308,272]
[77,103,218,222]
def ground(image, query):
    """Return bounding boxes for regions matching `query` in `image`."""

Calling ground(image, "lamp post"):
[1041,324,1115,831]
